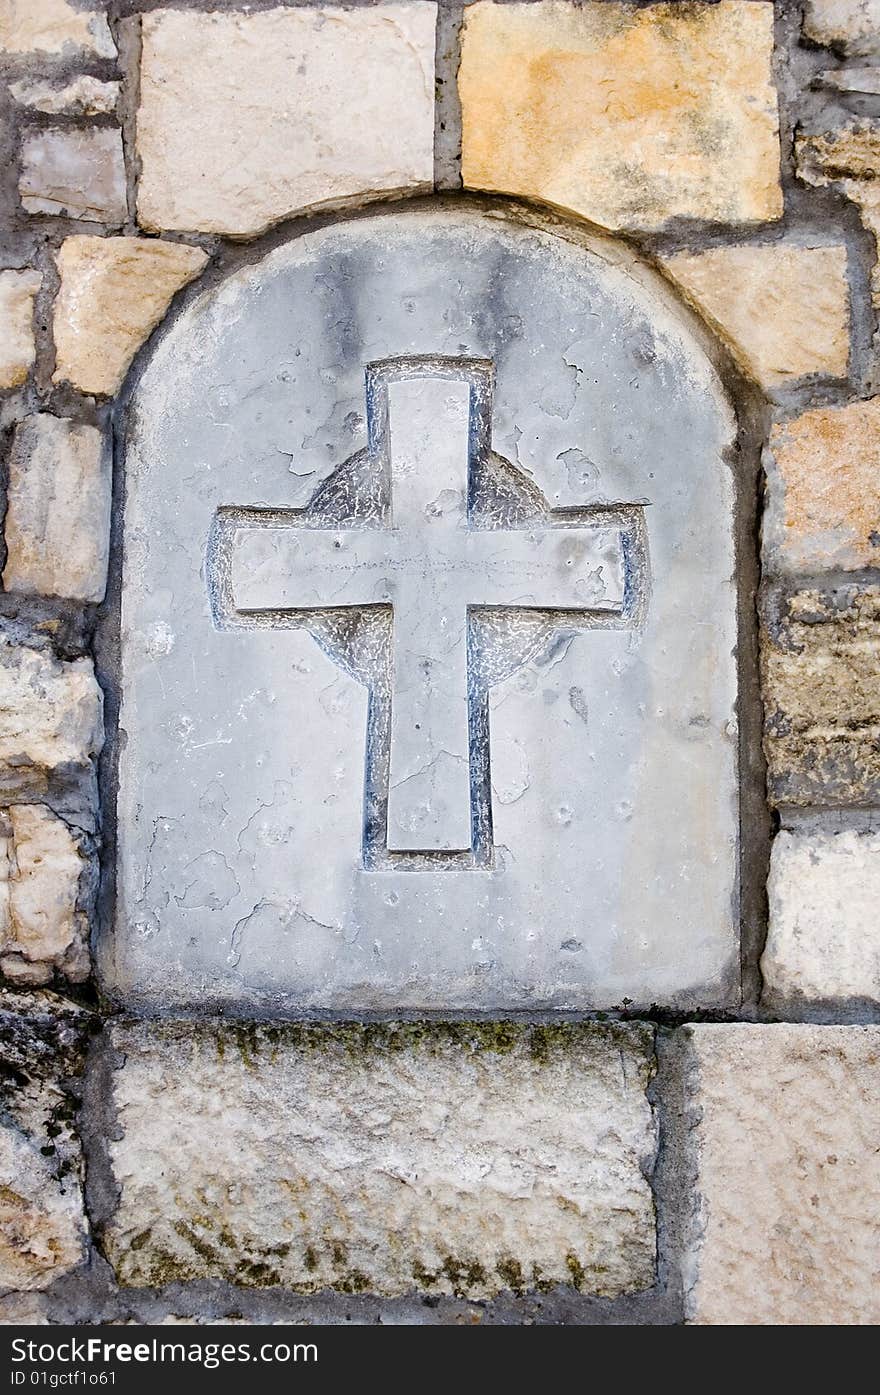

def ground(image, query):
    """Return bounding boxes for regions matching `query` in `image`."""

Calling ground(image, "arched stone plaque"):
[105,207,739,1013]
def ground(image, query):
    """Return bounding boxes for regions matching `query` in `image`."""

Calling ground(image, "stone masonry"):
[0,0,877,1327]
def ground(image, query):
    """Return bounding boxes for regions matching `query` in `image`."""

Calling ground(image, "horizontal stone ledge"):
[98,1019,657,1299]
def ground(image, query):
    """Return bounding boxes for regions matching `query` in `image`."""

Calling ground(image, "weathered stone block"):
[4,414,110,603]
[0,805,90,986]
[10,75,119,117]
[796,124,880,312]
[763,399,880,575]
[804,0,880,54]
[102,1021,657,1298]
[0,992,90,1293]
[109,207,740,1015]
[53,236,208,397]
[19,128,126,225]
[763,829,880,1008]
[662,244,850,388]
[762,585,880,807]
[136,6,436,236]
[0,269,41,390]
[459,0,782,231]
[0,0,115,58]
[680,1024,880,1324]
[0,640,103,803]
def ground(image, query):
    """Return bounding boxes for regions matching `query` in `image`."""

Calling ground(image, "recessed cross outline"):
[207,356,650,870]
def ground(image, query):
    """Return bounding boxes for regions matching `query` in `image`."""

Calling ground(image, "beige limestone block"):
[763,399,880,574]
[459,1,782,231]
[20,127,126,225]
[681,1024,880,1324]
[0,641,103,783]
[52,236,208,396]
[804,0,880,54]
[0,269,41,390]
[0,1120,86,1290]
[10,75,120,117]
[0,806,89,985]
[0,0,115,57]
[762,830,880,1008]
[661,244,850,387]
[762,585,880,806]
[103,1021,657,1297]
[4,414,110,603]
[797,124,880,309]
[136,6,436,237]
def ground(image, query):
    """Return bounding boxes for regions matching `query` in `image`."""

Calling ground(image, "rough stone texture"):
[661,244,850,387]
[682,1024,880,1324]
[762,830,880,1009]
[797,124,880,311]
[19,127,126,225]
[9,75,119,117]
[804,0,880,54]
[0,992,90,1294]
[0,0,115,58]
[762,585,880,807]
[109,207,740,1015]
[0,805,89,985]
[459,0,781,231]
[0,269,41,390]
[816,64,880,93]
[3,414,111,603]
[136,6,436,237]
[763,399,880,575]
[102,1021,657,1298]
[0,640,103,803]
[52,236,208,397]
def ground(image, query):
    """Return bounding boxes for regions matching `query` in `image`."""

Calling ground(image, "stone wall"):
[0,0,877,1326]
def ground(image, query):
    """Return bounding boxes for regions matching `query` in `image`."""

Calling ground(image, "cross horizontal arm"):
[226,521,628,615]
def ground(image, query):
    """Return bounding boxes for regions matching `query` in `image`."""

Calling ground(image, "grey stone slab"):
[106,206,739,1013]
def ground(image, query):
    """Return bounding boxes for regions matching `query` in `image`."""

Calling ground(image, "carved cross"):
[207,357,648,868]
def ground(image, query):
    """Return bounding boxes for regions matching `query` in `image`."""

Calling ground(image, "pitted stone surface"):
[762,830,880,1007]
[681,1024,880,1325]
[102,1020,657,1298]
[0,992,90,1294]
[109,208,739,1013]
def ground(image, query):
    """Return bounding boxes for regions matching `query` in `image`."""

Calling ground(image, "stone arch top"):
[105,205,739,1015]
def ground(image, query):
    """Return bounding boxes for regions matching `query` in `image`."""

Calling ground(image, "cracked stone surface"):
[762,584,880,806]
[136,5,436,236]
[0,805,90,986]
[101,1020,657,1299]
[19,127,126,225]
[108,207,739,1014]
[10,75,119,117]
[0,639,103,805]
